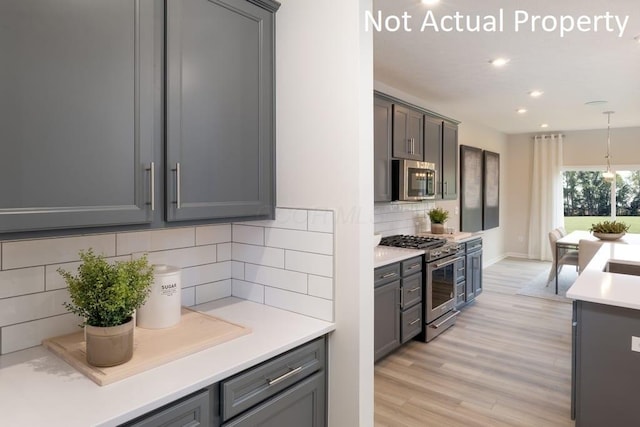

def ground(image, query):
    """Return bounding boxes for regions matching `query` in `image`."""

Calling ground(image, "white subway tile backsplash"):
[244,264,307,294]
[232,279,264,303]
[285,250,333,277]
[116,228,195,255]
[232,225,265,245]
[2,234,115,270]
[0,267,45,299]
[264,288,333,322]
[195,224,232,245]
[181,262,231,288]
[231,261,245,280]
[181,286,196,307]
[232,243,284,268]
[0,289,70,327]
[308,210,334,233]
[1,312,82,355]
[265,228,333,255]
[146,245,217,268]
[0,208,335,354]
[217,243,231,261]
[195,279,232,305]
[244,208,308,230]
[308,275,333,300]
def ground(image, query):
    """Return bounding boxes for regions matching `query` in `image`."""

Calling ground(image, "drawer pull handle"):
[408,286,420,293]
[267,366,303,386]
[183,422,200,427]
[406,263,421,270]
[409,318,421,326]
[381,272,397,279]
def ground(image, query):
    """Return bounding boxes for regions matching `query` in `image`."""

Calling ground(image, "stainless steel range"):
[379,234,464,341]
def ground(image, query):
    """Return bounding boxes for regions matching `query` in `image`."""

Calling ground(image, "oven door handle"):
[432,256,463,269]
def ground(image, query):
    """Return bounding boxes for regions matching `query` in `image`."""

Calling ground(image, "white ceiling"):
[373,0,640,134]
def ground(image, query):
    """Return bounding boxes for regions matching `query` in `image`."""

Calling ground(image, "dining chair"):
[557,226,568,237]
[547,229,579,288]
[578,239,603,273]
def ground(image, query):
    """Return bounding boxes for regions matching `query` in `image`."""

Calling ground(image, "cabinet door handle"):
[381,272,397,279]
[267,366,303,386]
[408,286,420,293]
[172,162,181,209]
[409,318,421,326]
[444,181,448,195]
[406,263,421,271]
[146,162,155,211]
[183,422,200,427]
[407,138,412,154]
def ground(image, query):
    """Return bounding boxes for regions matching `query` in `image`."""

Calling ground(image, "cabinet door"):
[222,372,325,427]
[392,105,423,161]
[424,116,443,197]
[374,97,393,202]
[0,0,156,233]
[166,0,275,222]
[465,250,482,302]
[374,280,401,362]
[442,122,458,200]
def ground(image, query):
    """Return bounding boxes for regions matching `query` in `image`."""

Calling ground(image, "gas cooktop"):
[379,234,446,250]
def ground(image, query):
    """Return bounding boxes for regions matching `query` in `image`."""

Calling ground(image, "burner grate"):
[379,234,446,250]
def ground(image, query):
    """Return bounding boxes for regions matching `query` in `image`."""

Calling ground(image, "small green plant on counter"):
[428,207,449,224]
[58,249,154,327]
[589,220,630,234]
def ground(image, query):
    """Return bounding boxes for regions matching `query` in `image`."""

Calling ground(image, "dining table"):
[555,230,640,293]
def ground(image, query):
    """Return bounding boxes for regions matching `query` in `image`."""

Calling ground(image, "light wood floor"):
[374,258,575,427]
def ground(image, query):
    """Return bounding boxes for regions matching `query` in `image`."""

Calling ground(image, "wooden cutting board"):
[42,307,251,386]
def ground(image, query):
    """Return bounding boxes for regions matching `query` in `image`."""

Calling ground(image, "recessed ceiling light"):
[529,90,544,98]
[540,123,549,128]
[421,0,440,5]
[516,108,527,114]
[490,58,510,67]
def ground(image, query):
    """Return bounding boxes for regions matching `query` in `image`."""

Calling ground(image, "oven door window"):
[407,167,435,198]
[431,261,455,309]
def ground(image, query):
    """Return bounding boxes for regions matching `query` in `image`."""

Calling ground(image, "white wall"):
[276,1,374,425]
[374,82,509,266]
[504,127,640,257]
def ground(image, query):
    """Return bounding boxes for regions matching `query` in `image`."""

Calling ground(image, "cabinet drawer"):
[221,337,325,421]
[456,282,466,306]
[401,256,422,276]
[401,273,422,309]
[122,388,210,427]
[466,238,482,252]
[374,263,401,286]
[222,371,325,427]
[401,304,422,343]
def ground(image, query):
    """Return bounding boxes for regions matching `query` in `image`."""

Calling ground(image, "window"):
[563,170,640,232]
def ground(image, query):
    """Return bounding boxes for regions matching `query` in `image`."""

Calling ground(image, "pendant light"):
[603,111,615,183]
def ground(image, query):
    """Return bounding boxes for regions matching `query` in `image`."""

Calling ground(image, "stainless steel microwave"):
[392,159,436,201]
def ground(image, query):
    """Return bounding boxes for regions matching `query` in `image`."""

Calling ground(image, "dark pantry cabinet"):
[0,0,277,234]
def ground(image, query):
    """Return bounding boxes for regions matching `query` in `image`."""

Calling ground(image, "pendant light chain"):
[603,111,615,183]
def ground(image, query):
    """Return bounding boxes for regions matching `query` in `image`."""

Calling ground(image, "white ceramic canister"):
[137,264,182,329]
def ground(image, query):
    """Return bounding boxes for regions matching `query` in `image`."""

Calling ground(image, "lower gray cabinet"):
[222,372,325,427]
[121,387,215,427]
[374,280,401,361]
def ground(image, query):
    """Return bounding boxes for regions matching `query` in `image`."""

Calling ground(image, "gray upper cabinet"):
[0,0,157,233]
[166,0,276,222]
[392,105,424,161]
[424,116,443,197]
[374,96,393,202]
[442,121,458,200]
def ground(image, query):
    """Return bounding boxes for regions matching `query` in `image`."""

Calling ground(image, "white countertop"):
[0,298,335,427]
[374,245,424,268]
[567,243,640,310]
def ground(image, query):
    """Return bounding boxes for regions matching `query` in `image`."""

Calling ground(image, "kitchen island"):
[566,242,640,426]
[0,298,334,426]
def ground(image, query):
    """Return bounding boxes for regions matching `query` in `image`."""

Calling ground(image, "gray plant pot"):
[85,317,134,367]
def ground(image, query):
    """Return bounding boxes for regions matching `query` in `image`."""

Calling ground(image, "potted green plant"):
[428,207,449,234]
[58,249,154,367]
[589,220,630,240]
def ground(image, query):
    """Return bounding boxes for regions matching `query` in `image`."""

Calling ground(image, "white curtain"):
[528,134,564,261]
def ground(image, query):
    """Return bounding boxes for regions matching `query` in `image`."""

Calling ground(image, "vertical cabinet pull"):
[172,162,182,209]
[146,162,155,211]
